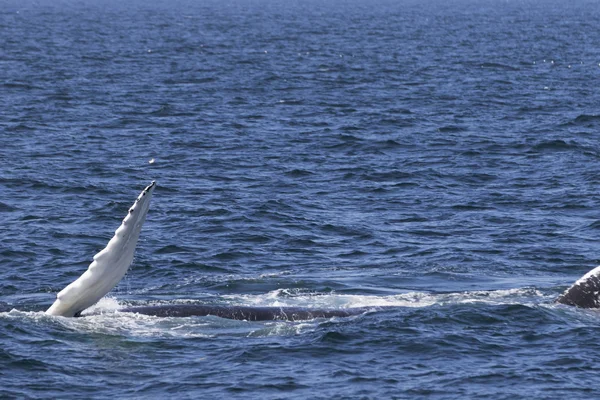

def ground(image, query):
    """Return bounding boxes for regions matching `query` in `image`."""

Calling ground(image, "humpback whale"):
[46,181,368,321]
[45,181,591,319]
[555,266,600,308]
[46,181,156,317]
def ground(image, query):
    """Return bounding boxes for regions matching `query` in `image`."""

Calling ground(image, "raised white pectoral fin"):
[46,181,155,317]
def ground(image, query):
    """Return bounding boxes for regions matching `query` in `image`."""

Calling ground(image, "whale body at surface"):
[555,265,600,308]
[44,181,365,321]
[43,180,594,320]
[117,304,368,320]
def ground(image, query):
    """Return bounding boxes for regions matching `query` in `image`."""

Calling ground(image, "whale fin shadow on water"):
[46,181,371,321]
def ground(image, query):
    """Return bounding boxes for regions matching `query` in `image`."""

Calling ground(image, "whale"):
[45,181,590,319]
[46,181,369,321]
[118,304,367,321]
[46,181,156,317]
[555,266,600,308]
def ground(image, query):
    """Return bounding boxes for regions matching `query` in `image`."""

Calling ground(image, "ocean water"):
[2,0,600,398]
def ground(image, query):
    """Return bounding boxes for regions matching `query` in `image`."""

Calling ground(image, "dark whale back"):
[118,304,370,321]
[556,266,600,308]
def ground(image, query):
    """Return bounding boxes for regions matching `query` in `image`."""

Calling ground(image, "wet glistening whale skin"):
[555,266,600,308]
[44,181,598,320]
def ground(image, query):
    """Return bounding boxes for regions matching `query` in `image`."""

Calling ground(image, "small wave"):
[438,125,467,133]
[379,117,416,128]
[277,99,304,105]
[0,309,50,322]
[529,139,579,152]
[362,170,413,181]
[573,114,600,124]
[451,203,496,211]
[162,76,217,85]
[560,114,600,128]
[148,104,175,116]
[374,139,403,148]
[166,270,294,290]
[4,123,36,132]
[478,62,520,71]
[284,169,314,178]
[3,82,38,90]
[155,244,192,254]
[0,201,17,212]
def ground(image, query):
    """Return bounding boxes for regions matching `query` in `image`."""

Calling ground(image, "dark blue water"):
[3,0,600,397]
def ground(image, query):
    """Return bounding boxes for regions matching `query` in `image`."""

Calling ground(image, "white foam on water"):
[1,287,552,339]
[54,308,216,339]
[220,287,548,309]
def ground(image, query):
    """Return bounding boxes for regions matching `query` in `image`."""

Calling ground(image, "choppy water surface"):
[3,0,600,398]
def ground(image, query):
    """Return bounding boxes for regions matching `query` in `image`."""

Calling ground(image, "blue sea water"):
[2,0,600,398]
